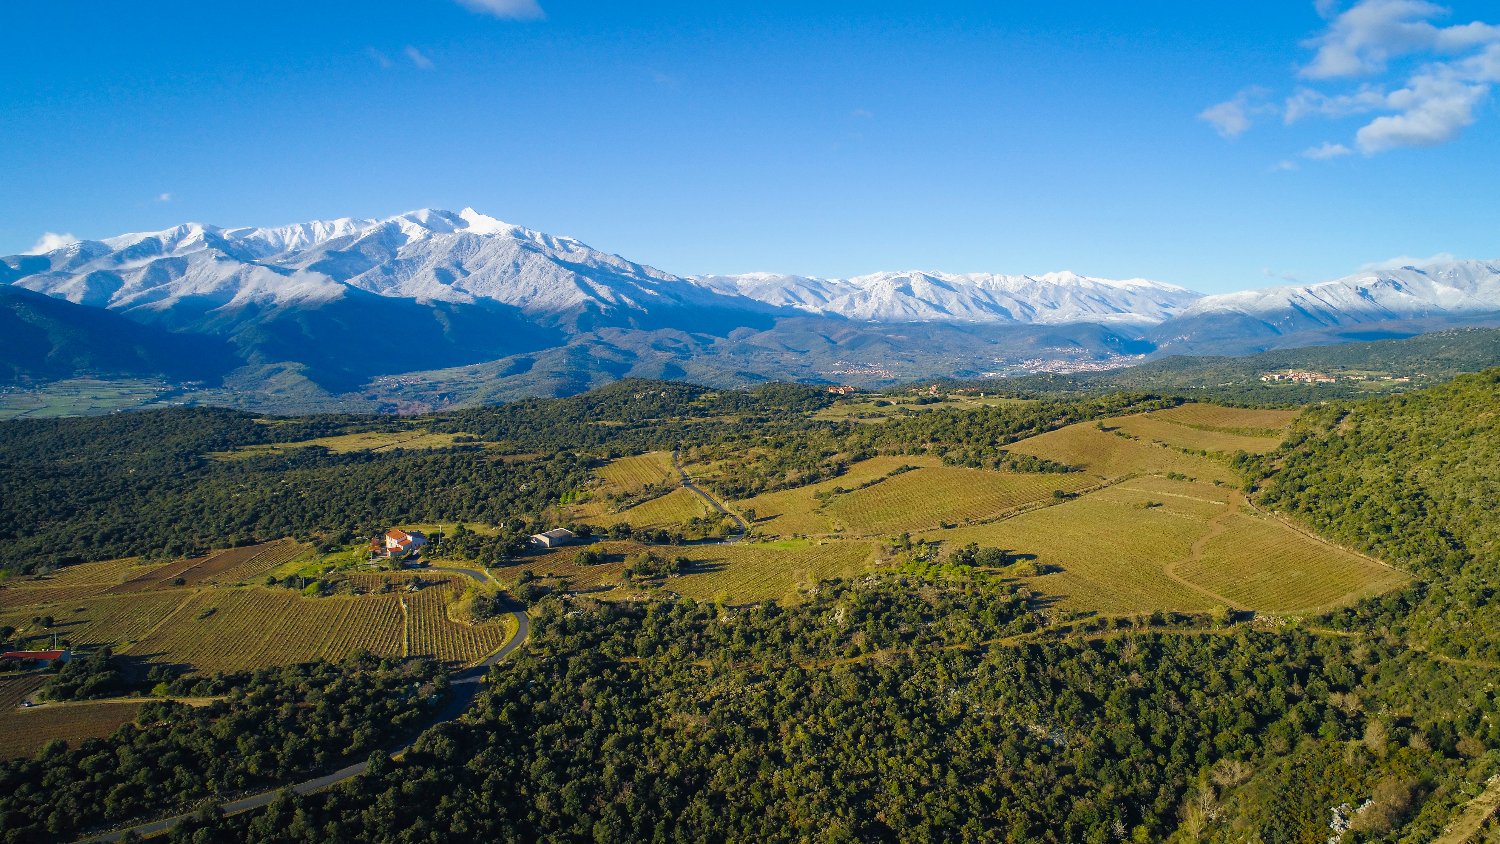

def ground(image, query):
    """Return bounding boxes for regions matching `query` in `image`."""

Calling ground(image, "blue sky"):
[1,0,1496,292]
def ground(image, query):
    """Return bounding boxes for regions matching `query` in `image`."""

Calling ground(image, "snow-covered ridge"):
[696,269,1201,325]
[7,209,1500,334]
[1185,260,1500,321]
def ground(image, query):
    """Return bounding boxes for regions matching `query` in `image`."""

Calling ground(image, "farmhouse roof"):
[537,528,575,540]
[2,650,65,660]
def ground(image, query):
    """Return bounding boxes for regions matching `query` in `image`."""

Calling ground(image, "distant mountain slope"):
[0,284,236,384]
[697,270,1199,324]
[5,208,1500,406]
[1151,260,1500,354]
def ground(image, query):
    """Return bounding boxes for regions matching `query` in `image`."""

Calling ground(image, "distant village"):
[1259,369,1413,385]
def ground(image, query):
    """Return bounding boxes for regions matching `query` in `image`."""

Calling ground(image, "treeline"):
[0,416,592,572]
[0,654,444,843]
[166,576,1497,843]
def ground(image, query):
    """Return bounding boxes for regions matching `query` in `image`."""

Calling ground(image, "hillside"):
[6,211,1500,410]
[1249,368,1500,660]
[2,375,1498,842]
[0,284,236,384]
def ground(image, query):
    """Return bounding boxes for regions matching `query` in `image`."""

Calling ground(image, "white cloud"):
[1199,87,1271,138]
[367,47,394,69]
[405,46,434,70]
[1302,141,1354,158]
[454,0,545,20]
[1301,0,1500,79]
[1356,67,1488,151]
[1207,1,1500,155]
[1316,0,1344,20]
[157,192,172,202]
[1284,84,1387,121]
[25,232,79,254]
[851,108,874,119]
[1269,159,1301,172]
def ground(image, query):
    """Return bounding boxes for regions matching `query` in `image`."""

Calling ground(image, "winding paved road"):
[672,448,748,542]
[77,607,529,843]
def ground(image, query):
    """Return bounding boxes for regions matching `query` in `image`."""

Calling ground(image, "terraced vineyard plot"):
[0,559,153,609]
[733,456,944,537]
[669,541,878,605]
[596,451,677,494]
[107,556,207,594]
[823,467,1096,535]
[0,675,142,760]
[404,582,513,663]
[0,699,143,760]
[1174,512,1408,613]
[1150,403,1301,434]
[0,591,192,649]
[921,483,1224,615]
[1111,414,1284,455]
[1005,422,1238,484]
[591,487,711,529]
[194,539,309,585]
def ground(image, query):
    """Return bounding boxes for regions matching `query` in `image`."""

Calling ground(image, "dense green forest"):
[0,654,443,843]
[163,577,1498,844]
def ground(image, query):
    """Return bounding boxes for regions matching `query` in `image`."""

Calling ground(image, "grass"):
[822,466,1097,536]
[211,429,475,459]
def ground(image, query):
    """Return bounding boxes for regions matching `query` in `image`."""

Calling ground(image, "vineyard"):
[0,558,153,609]
[595,451,677,494]
[918,474,1404,617]
[1174,511,1408,613]
[113,576,509,673]
[1004,420,1240,484]
[1109,413,1285,455]
[0,675,142,760]
[1149,403,1301,434]
[922,479,1227,615]
[590,487,711,529]
[1,560,511,673]
[823,466,1097,536]
[731,455,944,537]
[668,540,878,604]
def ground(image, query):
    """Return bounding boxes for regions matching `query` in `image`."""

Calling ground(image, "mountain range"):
[4,207,1500,409]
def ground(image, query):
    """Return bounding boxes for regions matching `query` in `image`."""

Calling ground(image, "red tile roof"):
[3,650,64,660]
